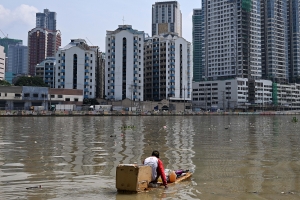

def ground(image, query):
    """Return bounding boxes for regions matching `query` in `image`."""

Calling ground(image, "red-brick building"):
[28,28,61,76]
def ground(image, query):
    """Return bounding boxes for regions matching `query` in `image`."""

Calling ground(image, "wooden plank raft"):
[148,172,193,190]
[118,172,192,193]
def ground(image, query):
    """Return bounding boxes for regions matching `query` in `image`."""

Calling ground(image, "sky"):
[0,0,202,51]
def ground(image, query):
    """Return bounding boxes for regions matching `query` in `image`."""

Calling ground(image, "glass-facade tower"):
[192,9,203,82]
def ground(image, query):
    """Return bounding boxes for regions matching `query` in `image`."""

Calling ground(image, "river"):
[0,116,300,199]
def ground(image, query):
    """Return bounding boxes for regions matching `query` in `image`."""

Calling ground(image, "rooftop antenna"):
[122,16,125,25]
[86,37,94,46]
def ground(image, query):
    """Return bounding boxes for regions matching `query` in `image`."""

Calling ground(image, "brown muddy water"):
[0,116,300,200]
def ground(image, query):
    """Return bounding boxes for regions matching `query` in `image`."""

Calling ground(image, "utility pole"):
[205,87,207,111]
[183,85,186,113]
[227,87,230,111]
[222,91,226,111]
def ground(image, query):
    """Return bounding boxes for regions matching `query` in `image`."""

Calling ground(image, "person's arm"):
[157,159,168,187]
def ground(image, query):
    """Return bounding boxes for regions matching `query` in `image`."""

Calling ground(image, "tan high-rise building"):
[152,1,182,37]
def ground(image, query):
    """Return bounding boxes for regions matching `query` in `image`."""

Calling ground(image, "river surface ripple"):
[0,116,300,200]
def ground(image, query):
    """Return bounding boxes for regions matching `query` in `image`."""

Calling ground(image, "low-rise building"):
[0,86,83,110]
[192,78,273,111]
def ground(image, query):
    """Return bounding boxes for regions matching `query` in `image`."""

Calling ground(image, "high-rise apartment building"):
[96,52,105,99]
[55,39,99,99]
[152,1,182,36]
[202,0,262,81]
[36,9,57,31]
[105,25,145,101]
[36,57,56,88]
[287,0,300,83]
[0,46,5,80]
[144,33,192,101]
[0,38,22,54]
[28,28,61,76]
[261,1,289,83]
[192,9,203,82]
[7,44,28,75]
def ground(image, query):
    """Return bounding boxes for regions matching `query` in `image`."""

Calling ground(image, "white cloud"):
[0,4,38,28]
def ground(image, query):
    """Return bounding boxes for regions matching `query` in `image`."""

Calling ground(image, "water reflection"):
[0,116,300,199]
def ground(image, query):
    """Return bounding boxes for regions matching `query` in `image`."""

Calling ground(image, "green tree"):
[83,98,99,105]
[0,80,11,86]
[14,77,48,87]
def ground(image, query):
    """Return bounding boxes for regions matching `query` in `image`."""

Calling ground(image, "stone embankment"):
[0,110,299,116]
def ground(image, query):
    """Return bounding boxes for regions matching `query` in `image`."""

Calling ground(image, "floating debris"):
[26,185,41,190]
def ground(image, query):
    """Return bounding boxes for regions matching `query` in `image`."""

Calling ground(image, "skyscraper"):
[105,25,145,101]
[202,0,262,81]
[152,1,182,36]
[28,28,61,76]
[7,44,28,75]
[0,38,22,54]
[192,9,203,82]
[36,9,57,31]
[287,0,300,83]
[261,1,289,83]
[28,9,61,76]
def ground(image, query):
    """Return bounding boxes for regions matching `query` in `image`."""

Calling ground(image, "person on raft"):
[144,150,168,188]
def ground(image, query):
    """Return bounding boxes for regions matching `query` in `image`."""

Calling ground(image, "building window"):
[74,98,78,102]
[33,94,38,98]
[58,95,63,98]
[24,93,30,97]
[51,95,55,98]
[65,98,70,101]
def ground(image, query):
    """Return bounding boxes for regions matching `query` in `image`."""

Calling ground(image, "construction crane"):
[0,29,8,38]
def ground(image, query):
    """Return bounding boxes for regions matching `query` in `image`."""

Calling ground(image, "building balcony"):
[153,63,159,67]
[134,77,138,80]
[85,56,89,60]
[84,82,89,86]
[84,88,89,92]
[111,77,115,80]
[110,83,114,86]
[110,89,115,93]
[60,82,65,86]
[60,76,65,79]
[170,68,175,71]
[170,85,175,89]
[84,95,89,99]
[85,63,89,67]
[61,69,65,73]
[85,69,89,73]
[85,76,89,79]
[170,74,175,77]
[61,63,65,66]
[134,70,138,74]
[61,56,65,60]
[111,70,115,74]
[170,79,175,83]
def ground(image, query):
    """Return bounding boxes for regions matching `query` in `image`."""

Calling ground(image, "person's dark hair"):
[152,150,159,158]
